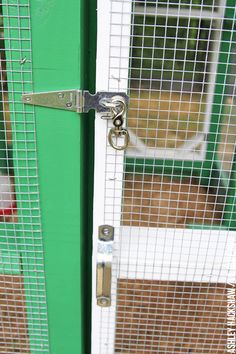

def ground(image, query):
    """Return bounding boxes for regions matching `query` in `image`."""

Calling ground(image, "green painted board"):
[29,0,87,353]
[2,0,89,352]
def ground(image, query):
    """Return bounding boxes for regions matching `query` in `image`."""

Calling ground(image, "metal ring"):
[108,128,130,151]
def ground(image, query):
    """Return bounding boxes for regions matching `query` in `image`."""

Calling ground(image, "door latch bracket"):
[96,225,114,307]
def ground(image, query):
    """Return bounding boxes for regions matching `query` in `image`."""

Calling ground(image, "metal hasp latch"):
[22,90,129,151]
[96,225,114,307]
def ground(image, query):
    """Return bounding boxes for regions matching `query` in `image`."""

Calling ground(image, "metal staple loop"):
[99,98,122,110]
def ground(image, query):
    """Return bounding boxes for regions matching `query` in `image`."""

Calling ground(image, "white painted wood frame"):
[92,0,132,352]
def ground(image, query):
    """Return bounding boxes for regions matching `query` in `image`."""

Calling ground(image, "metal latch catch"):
[96,225,114,307]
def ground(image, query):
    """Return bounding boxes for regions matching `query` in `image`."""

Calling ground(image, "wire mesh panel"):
[0,1,49,353]
[92,0,236,353]
[127,0,226,161]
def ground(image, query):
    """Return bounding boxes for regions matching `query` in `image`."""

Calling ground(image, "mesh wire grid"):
[0,1,49,353]
[96,0,236,353]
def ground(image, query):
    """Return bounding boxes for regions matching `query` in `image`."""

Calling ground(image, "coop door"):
[92,1,236,354]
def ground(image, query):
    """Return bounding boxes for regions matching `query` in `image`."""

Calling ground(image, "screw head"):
[66,102,72,108]
[98,297,110,307]
[99,225,114,241]
[102,227,110,236]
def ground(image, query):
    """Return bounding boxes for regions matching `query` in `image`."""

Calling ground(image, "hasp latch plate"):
[22,90,129,114]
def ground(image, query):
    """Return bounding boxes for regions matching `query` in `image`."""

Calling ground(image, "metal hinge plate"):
[22,90,129,114]
[96,225,114,307]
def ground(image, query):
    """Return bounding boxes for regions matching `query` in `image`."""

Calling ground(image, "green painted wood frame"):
[1,0,96,352]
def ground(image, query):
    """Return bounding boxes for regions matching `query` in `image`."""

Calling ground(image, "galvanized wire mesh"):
[0,1,49,353]
[96,0,236,353]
